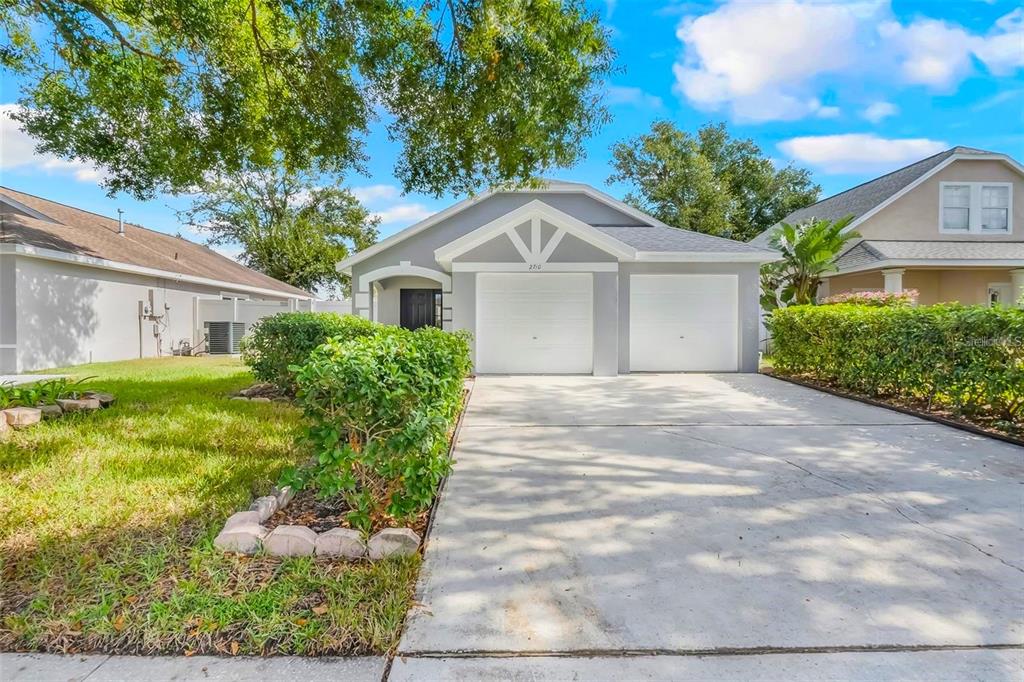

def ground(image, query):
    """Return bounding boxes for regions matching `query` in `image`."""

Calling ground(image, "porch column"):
[882,268,905,294]
[1011,269,1024,308]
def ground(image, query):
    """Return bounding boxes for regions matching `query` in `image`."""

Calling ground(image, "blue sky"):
[2,0,1022,257]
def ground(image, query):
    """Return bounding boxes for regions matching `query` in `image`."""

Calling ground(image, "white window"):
[981,185,1009,232]
[940,182,1013,234]
[942,185,970,231]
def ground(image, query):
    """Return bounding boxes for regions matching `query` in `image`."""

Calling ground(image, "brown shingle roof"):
[0,186,310,298]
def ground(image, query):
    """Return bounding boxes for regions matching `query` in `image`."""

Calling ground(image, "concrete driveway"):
[395,374,1023,679]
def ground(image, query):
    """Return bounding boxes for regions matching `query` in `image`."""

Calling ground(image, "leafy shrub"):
[767,303,1024,425]
[240,312,377,393]
[821,289,918,307]
[288,324,471,533]
[0,376,94,408]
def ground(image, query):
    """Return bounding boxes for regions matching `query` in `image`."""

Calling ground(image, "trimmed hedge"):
[766,304,1024,426]
[240,312,377,393]
[288,324,472,533]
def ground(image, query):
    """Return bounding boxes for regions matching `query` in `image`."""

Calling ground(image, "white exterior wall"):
[6,256,293,372]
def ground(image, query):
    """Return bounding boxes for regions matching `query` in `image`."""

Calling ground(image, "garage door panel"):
[629,274,738,372]
[477,274,593,374]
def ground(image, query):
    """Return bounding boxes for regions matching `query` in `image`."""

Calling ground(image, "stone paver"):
[400,374,1024,656]
[316,527,365,558]
[263,524,317,556]
[368,528,420,559]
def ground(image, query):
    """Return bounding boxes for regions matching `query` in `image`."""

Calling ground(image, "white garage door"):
[476,273,593,374]
[629,274,738,372]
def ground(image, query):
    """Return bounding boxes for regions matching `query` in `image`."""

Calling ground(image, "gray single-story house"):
[337,181,778,375]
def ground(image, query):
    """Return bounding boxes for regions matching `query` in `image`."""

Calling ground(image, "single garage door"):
[476,273,593,374]
[629,274,738,372]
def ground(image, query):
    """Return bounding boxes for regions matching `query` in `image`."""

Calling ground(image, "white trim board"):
[435,200,636,268]
[827,258,1024,277]
[1,243,312,300]
[336,180,666,272]
[452,262,619,272]
[356,262,452,293]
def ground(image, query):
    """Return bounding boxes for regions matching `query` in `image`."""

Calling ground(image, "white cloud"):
[816,106,841,119]
[778,134,947,173]
[973,8,1024,75]
[371,202,434,225]
[861,101,899,122]
[672,0,879,121]
[878,19,974,88]
[0,104,104,182]
[971,88,1024,111]
[672,2,1024,121]
[605,84,664,110]
[351,183,400,204]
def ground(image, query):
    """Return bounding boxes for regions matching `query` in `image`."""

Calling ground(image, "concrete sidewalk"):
[1,653,386,681]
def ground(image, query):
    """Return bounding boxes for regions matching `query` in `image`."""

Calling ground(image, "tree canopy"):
[181,168,378,297]
[608,122,820,242]
[3,0,614,199]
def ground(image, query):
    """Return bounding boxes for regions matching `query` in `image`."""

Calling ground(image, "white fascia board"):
[843,153,1024,235]
[435,199,636,267]
[827,257,1024,277]
[336,182,666,272]
[3,243,313,300]
[452,261,619,272]
[634,250,781,263]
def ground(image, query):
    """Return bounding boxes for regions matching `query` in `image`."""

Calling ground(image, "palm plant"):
[761,216,859,310]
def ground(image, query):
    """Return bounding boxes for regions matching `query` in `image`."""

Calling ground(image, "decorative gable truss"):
[434,200,635,272]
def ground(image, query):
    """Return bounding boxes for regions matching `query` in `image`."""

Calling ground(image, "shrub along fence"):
[766,303,1024,429]
[242,312,472,535]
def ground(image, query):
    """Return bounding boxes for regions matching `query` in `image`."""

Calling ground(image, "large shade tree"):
[181,168,378,297]
[608,122,820,242]
[2,0,615,199]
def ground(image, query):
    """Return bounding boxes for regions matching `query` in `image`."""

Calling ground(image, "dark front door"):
[400,289,439,330]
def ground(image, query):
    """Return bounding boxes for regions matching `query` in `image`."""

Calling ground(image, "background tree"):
[2,0,614,199]
[608,122,820,241]
[182,168,379,297]
[760,217,859,311]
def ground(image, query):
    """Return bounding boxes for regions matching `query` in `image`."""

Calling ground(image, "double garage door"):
[475,273,738,374]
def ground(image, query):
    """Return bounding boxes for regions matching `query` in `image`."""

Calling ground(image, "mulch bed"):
[765,369,1024,447]
[262,383,474,541]
[264,488,430,538]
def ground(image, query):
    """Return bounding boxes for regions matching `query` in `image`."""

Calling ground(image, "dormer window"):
[940,182,1012,234]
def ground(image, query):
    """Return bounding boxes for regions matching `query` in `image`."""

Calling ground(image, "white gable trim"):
[434,200,636,268]
[336,181,660,273]
[844,153,1024,235]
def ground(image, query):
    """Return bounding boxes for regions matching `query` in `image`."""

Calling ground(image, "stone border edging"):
[213,486,423,560]
[765,372,1024,448]
[0,391,114,436]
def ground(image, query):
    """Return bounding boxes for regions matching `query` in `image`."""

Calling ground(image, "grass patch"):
[0,357,419,656]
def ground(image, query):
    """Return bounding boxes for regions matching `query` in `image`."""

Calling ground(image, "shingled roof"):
[0,186,310,298]
[749,146,999,247]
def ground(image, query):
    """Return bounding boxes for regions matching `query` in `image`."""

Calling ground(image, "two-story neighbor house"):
[751,147,1024,307]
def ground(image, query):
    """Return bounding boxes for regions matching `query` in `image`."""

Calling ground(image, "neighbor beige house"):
[751,147,1024,308]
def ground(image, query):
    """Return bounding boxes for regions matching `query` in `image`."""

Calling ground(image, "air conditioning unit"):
[205,321,246,354]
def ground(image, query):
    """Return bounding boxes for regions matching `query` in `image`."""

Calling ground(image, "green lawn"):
[0,357,418,656]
